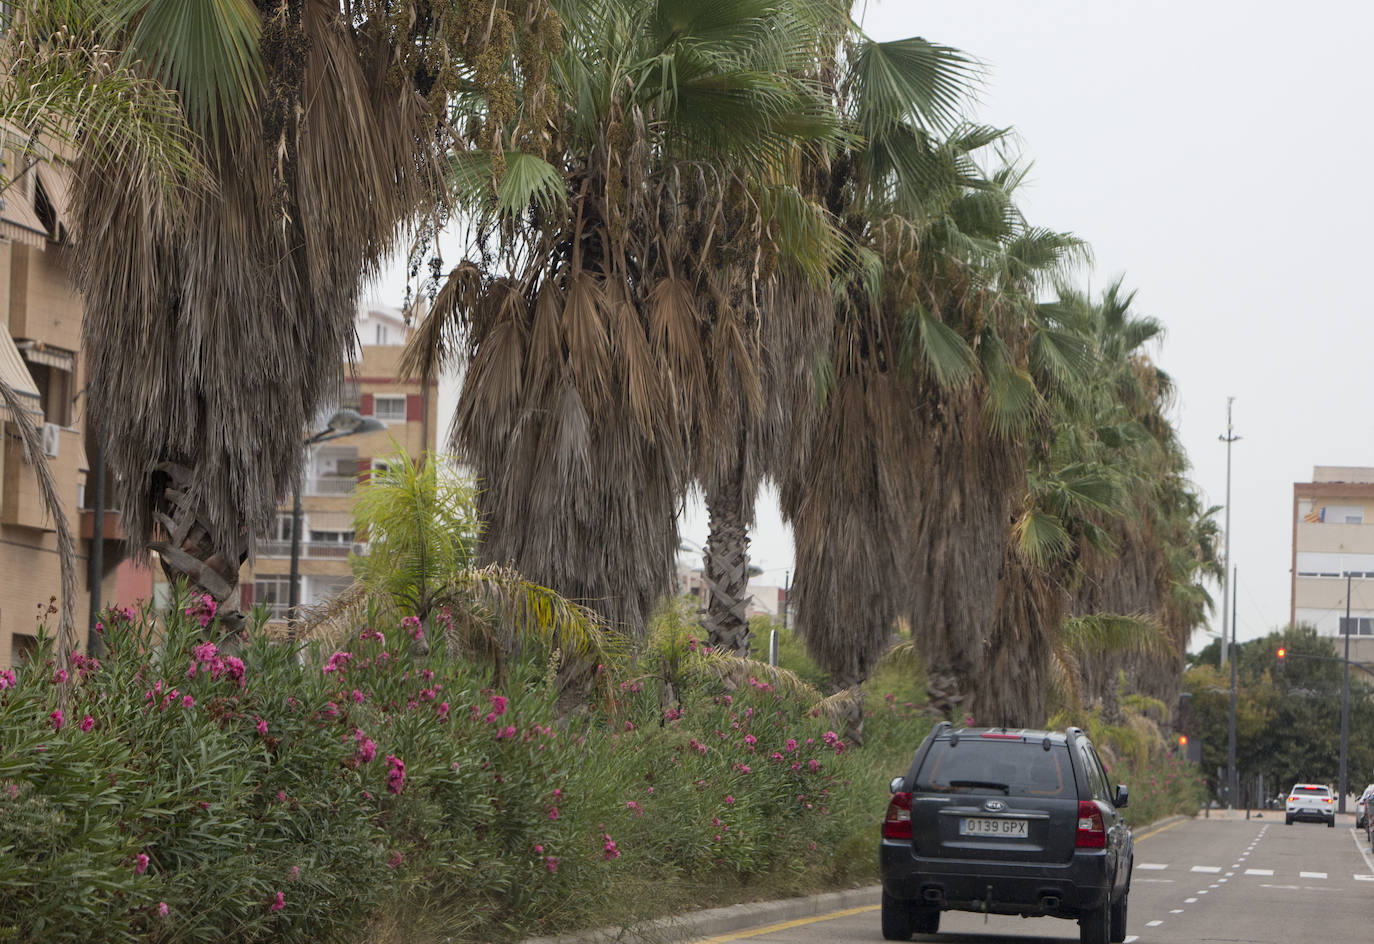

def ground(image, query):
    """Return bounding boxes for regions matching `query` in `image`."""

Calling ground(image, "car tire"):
[1109,889,1128,943]
[1327,817,1335,828]
[881,892,914,941]
[1080,895,1111,944]
[1285,815,1293,825]
[912,907,940,934]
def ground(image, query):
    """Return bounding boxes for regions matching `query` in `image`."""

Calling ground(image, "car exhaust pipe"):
[922,888,944,903]
[1040,895,1060,912]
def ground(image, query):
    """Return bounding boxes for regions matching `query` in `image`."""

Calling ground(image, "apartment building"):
[1,161,149,669]
[239,304,438,619]
[1290,466,1374,685]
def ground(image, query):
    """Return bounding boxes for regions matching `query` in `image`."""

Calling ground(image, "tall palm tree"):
[47,0,559,630]
[405,0,848,638]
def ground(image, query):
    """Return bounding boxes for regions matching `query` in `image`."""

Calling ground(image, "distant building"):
[1291,466,1374,636]
[1,161,152,670]
[237,303,438,619]
[674,561,790,626]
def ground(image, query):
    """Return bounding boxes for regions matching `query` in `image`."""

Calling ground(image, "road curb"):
[523,814,1195,944]
[520,884,882,944]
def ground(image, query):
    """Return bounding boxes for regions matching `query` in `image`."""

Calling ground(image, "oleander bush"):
[0,590,1202,944]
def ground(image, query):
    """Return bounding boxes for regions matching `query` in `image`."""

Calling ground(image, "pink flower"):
[808,759,821,772]
[256,717,268,737]
[351,689,365,704]
[626,800,643,816]
[534,844,544,853]
[79,715,95,733]
[387,850,404,868]
[724,795,735,805]
[743,734,757,746]
[548,806,560,820]
[602,835,620,860]
[134,853,149,875]
[269,891,285,912]
[181,695,194,709]
[437,701,450,722]
[401,615,423,640]
[51,668,68,684]
[624,720,635,731]
[49,709,64,731]
[353,729,377,765]
[157,901,168,917]
[0,669,16,690]
[545,856,559,873]
[385,754,406,794]
[484,693,508,722]
[288,865,300,882]
[496,725,516,740]
[322,651,353,675]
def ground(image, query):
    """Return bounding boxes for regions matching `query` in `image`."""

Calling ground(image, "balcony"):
[1296,521,1374,554]
[305,476,356,496]
[258,540,366,560]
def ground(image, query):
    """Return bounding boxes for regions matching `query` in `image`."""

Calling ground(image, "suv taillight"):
[1076,800,1106,848]
[883,792,913,840]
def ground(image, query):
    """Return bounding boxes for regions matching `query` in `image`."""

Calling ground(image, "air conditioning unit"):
[41,422,60,458]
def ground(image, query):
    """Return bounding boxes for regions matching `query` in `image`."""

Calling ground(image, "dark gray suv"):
[879,723,1133,943]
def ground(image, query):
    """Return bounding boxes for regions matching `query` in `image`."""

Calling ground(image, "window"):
[309,530,355,544]
[375,324,386,346]
[10,633,37,667]
[24,361,72,426]
[914,739,1072,798]
[1339,616,1374,636]
[374,395,406,422]
[272,513,296,542]
[255,575,292,618]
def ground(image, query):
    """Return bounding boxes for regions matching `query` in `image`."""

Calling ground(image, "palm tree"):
[41,0,558,631]
[404,0,849,638]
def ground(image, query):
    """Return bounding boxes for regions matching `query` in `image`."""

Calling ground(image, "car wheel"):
[1080,895,1111,944]
[881,892,914,941]
[1327,817,1335,828]
[1109,889,1128,943]
[913,907,940,934]
[1285,815,1293,825]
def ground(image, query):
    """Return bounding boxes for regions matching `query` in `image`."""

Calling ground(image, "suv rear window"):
[915,739,1073,798]
[1293,786,1330,795]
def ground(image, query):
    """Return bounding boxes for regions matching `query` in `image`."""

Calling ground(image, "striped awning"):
[0,329,42,421]
[19,342,75,371]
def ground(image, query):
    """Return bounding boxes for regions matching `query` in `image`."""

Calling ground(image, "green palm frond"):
[106,0,263,144]
[852,36,980,136]
[1013,510,1072,568]
[905,303,976,388]
[1058,612,1172,661]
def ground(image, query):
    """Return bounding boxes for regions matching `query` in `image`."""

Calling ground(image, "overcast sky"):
[379,1,1374,648]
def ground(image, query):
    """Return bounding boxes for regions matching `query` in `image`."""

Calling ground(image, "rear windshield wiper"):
[948,780,1010,794]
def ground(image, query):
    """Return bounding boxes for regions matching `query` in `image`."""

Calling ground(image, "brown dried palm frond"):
[685,646,824,704]
[0,377,76,661]
[809,686,863,728]
[69,1,558,618]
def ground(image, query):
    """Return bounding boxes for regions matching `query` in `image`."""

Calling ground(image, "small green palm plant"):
[301,452,621,697]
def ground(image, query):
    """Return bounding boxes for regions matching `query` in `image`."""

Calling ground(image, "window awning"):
[19,342,75,371]
[0,330,43,422]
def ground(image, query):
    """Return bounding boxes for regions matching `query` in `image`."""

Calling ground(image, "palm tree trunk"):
[982,547,1058,727]
[146,460,247,634]
[703,464,751,654]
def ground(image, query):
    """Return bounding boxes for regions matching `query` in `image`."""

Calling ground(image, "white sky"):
[377,0,1374,647]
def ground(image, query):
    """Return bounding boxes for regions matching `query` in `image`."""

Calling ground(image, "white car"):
[1356,784,1374,829]
[1286,783,1335,827]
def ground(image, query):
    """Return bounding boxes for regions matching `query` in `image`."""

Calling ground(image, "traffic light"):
[1178,734,1188,749]
[1276,646,1286,662]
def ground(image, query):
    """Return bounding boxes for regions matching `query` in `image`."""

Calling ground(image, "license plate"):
[959,817,1028,837]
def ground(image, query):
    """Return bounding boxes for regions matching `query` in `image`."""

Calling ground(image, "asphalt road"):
[694,814,1374,944]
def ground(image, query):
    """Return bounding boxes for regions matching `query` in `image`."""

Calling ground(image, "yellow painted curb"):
[692,904,881,943]
[1134,817,1187,843]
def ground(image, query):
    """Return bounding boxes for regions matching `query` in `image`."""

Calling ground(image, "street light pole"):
[1339,571,1352,813]
[1218,397,1240,808]
[285,409,384,644]
[1228,566,1238,809]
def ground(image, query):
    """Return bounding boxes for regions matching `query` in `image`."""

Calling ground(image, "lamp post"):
[1218,397,1240,807]
[1339,571,1353,813]
[286,409,384,641]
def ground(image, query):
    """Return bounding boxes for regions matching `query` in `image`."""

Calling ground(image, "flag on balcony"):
[1303,506,1325,523]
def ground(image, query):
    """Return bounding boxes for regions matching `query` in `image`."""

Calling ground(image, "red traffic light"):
[1178,735,1188,747]
[1276,647,1286,661]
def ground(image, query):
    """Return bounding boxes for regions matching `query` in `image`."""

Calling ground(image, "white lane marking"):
[1300,871,1327,879]
[1170,909,1184,914]
[1136,878,1174,884]
[1260,884,1299,890]
[1124,937,1139,943]
[1137,862,1168,870]
[1146,920,1162,927]
[1355,875,1374,882]
[1197,890,1209,895]
[1350,828,1374,875]
[1244,869,1274,876]
[1208,883,1219,888]
[1191,865,1222,873]
[1185,897,1198,903]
